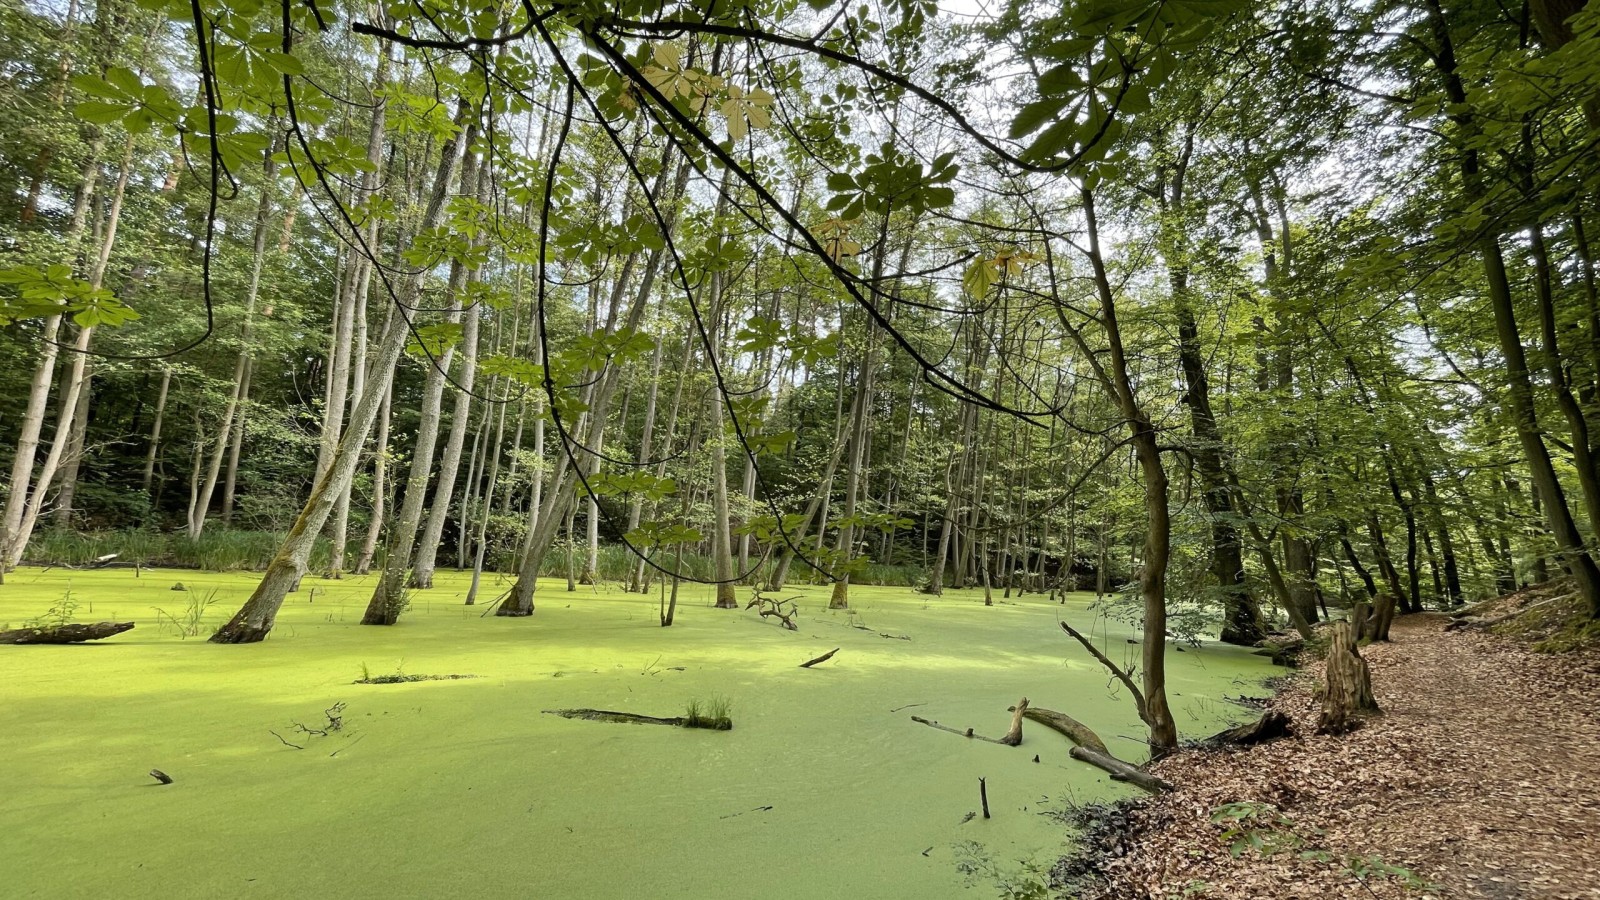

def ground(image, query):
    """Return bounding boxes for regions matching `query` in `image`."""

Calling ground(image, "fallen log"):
[1202,710,1292,747]
[1009,705,1110,755]
[1005,703,1168,793]
[1444,593,1572,631]
[0,621,135,645]
[1252,633,1304,667]
[799,647,839,668]
[1069,746,1173,794]
[542,708,732,730]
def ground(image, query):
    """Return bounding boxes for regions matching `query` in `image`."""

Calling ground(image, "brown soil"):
[1070,613,1600,899]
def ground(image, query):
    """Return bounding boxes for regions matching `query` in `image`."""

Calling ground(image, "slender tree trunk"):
[140,367,172,496]
[211,100,468,643]
[187,133,278,540]
[355,383,393,576]
[6,132,136,568]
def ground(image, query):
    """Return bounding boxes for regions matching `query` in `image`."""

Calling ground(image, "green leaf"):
[1010,96,1068,139]
[76,100,130,125]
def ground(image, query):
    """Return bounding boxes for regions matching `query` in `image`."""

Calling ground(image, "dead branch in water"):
[799,647,839,668]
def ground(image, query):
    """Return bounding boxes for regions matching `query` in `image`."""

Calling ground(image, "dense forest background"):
[2,0,1598,750]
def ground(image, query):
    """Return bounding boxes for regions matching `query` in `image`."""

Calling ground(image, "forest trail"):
[1085,614,1600,899]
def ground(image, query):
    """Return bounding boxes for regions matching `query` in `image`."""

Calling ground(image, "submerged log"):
[0,621,134,644]
[542,708,732,730]
[1007,703,1168,794]
[1010,705,1110,755]
[799,647,839,668]
[1069,746,1174,794]
[1203,710,1293,747]
[911,715,1009,744]
[1317,621,1379,734]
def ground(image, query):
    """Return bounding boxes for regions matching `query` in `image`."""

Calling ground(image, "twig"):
[270,730,305,750]
[979,777,991,819]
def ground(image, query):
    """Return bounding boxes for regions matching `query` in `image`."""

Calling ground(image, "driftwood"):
[1009,705,1110,755]
[1203,710,1293,747]
[746,593,799,630]
[799,647,839,668]
[1006,703,1169,794]
[1317,621,1379,734]
[543,708,732,730]
[1058,621,1151,724]
[0,621,134,644]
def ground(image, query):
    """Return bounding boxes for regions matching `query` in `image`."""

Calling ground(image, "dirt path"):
[1078,614,1600,899]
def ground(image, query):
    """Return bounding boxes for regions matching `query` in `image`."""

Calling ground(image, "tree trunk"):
[211,100,468,643]
[139,367,172,497]
[355,383,393,576]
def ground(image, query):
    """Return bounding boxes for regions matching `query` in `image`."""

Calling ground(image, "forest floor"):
[1065,604,1600,899]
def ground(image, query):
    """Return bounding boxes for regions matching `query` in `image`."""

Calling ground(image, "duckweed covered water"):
[0,567,1274,898]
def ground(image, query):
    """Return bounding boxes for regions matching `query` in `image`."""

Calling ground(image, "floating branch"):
[746,592,799,630]
[911,714,1009,744]
[799,647,839,668]
[543,708,732,730]
[1000,697,1028,746]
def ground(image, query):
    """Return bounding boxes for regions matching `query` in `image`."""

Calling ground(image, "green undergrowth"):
[0,566,1274,899]
[25,530,930,586]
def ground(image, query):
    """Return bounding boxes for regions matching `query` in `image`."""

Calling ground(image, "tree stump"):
[1370,594,1396,642]
[1203,710,1292,747]
[1350,600,1372,642]
[1317,621,1379,734]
